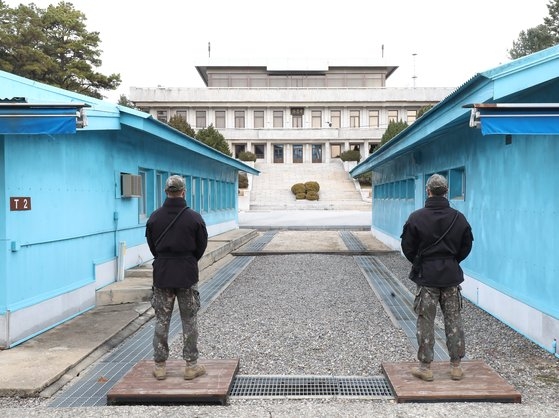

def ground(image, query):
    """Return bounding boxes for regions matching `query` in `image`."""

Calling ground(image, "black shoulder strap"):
[154,206,188,249]
[420,210,459,256]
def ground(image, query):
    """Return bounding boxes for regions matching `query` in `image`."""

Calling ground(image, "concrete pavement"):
[0,211,377,397]
[238,209,371,229]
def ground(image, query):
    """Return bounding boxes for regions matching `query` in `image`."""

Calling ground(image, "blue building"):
[352,45,559,357]
[0,70,258,348]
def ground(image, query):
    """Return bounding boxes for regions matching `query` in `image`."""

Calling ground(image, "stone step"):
[248,161,367,209]
[96,229,258,306]
[250,201,371,211]
[124,267,152,278]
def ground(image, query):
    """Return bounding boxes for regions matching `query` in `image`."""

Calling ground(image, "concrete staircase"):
[249,160,371,211]
[96,229,258,306]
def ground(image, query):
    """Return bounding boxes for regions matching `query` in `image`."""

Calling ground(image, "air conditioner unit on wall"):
[121,174,142,198]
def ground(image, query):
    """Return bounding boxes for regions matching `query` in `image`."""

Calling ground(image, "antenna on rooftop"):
[412,53,418,88]
[208,42,211,58]
[381,44,384,58]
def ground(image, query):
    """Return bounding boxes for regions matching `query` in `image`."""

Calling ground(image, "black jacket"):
[145,197,208,289]
[400,196,473,287]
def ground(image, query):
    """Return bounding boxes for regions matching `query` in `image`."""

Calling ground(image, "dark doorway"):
[273,144,284,163]
[293,144,303,163]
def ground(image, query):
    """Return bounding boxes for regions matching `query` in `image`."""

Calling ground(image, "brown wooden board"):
[107,359,240,405]
[382,360,521,403]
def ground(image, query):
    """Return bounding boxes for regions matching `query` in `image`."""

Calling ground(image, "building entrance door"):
[312,144,322,163]
[293,144,303,163]
[273,144,284,163]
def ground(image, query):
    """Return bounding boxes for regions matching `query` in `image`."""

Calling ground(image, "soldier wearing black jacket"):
[400,173,473,382]
[145,175,208,381]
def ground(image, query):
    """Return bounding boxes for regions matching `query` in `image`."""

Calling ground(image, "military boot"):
[184,362,206,380]
[153,361,166,380]
[450,363,464,380]
[411,362,433,381]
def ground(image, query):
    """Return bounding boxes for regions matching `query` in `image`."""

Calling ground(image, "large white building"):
[130,61,454,164]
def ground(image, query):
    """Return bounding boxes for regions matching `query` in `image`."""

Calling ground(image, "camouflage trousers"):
[413,285,465,364]
[151,285,200,364]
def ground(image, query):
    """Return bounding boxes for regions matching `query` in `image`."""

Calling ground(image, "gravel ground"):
[1,252,558,417]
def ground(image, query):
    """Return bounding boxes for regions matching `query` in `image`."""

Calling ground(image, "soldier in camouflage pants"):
[145,175,208,380]
[152,285,201,365]
[401,174,473,381]
[414,285,465,365]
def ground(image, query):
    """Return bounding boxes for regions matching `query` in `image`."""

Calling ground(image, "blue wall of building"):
[2,123,241,315]
[0,70,258,347]
[351,46,559,355]
[466,132,558,318]
[369,132,559,357]
[372,122,558,321]
[4,131,118,313]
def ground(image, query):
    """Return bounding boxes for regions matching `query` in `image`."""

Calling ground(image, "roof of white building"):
[195,59,399,86]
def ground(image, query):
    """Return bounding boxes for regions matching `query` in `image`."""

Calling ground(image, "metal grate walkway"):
[341,231,451,360]
[49,231,277,407]
[230,375,393,399]
[355,255,452,361]
[339,231,368,252]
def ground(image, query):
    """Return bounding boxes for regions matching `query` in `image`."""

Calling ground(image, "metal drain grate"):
[355,255,452,361]
[229,375,394,399]
[244,230,277,251]
[339,231,368,252]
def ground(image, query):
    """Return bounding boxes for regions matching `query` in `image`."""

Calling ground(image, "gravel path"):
[198,254,414,376]
[1,252,558,417]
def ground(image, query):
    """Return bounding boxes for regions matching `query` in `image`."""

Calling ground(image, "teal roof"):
[118,106,259,174]
[0,69,258,175]
[351,44,559,177]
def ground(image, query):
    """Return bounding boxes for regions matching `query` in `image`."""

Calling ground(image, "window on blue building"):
[449,167,465,200]
[155,172,165,209]
[407,179,414,199]
[200,178,206,212]
[424,169,465,201]
[184,175,192,207]
[192,177,198,211]
[138,170,147,222]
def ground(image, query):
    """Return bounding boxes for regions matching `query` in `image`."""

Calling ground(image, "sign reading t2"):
[10,197,32,211]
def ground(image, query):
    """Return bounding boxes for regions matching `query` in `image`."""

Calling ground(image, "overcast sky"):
[5,0,553,102]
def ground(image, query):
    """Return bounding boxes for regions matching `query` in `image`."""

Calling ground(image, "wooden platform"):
[382,360,521,403]
[107,359,239,405]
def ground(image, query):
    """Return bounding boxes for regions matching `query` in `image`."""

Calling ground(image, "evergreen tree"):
[417,105,433,118]
[0,1,120,98]
[195,125,232,156]
[117,94,139,109]
[168,114,196,138]
[508,24,555,59]
[543,0,559,40]
[508,0,559,59]
[380,120,408,146]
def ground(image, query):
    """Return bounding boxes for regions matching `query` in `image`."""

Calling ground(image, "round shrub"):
[291,183,306,195]
[295,192,307,200]
[304,181,320,192]
[238,151,257,162]
[340,149,361,162]
[357,172,372,186]
[306,190,319,200]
